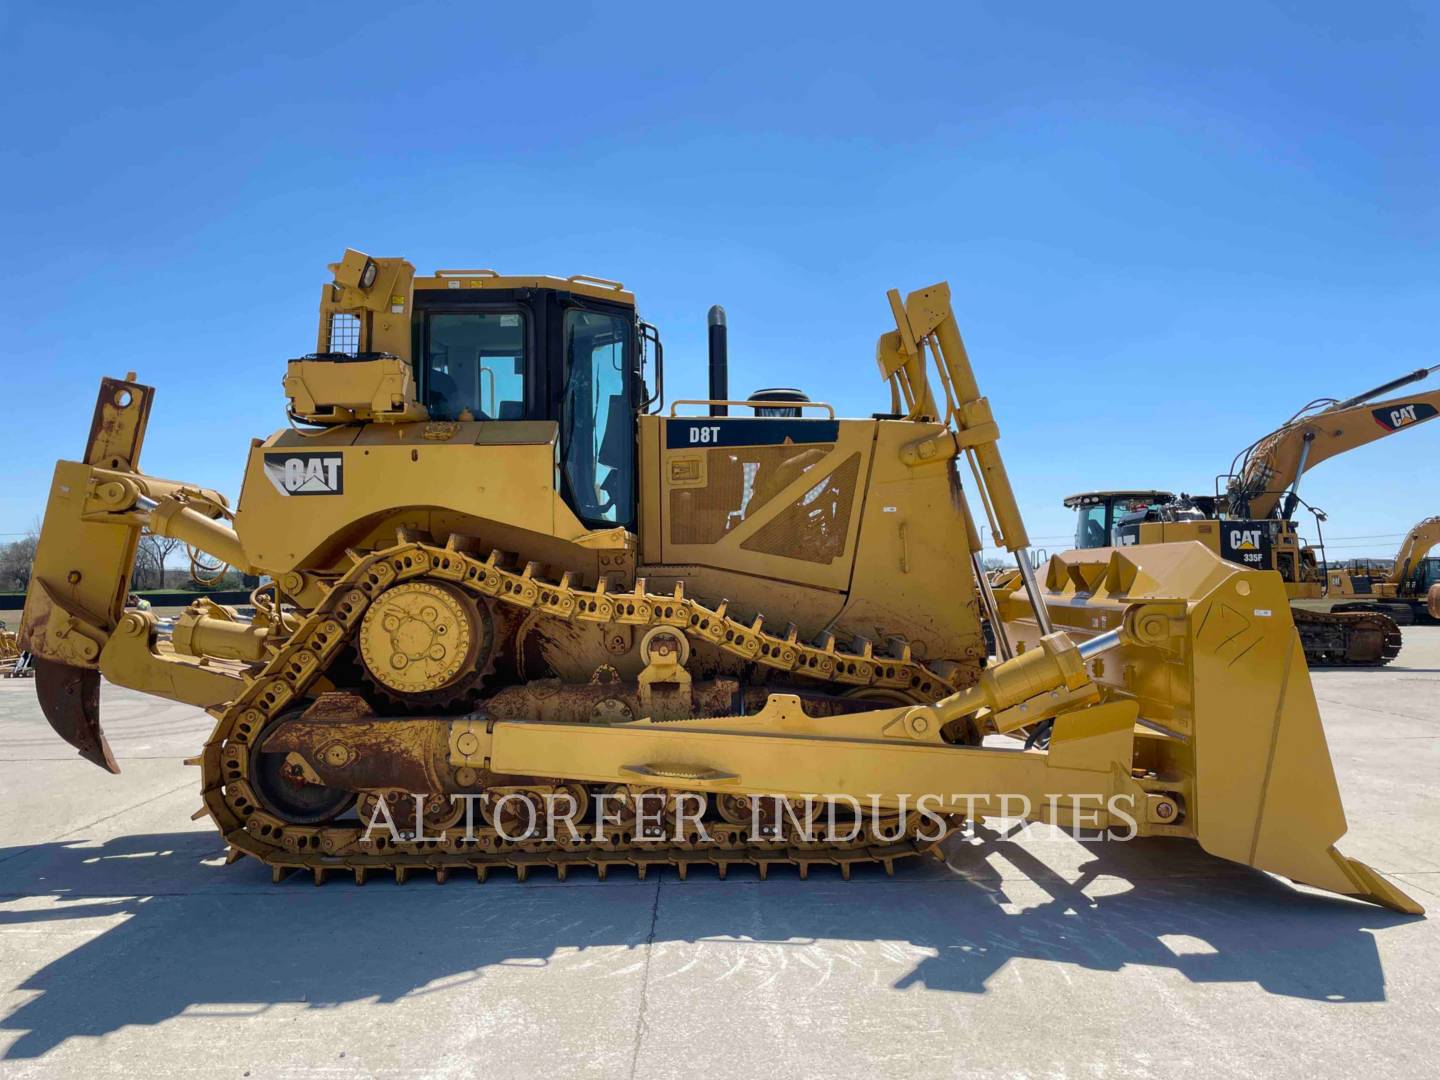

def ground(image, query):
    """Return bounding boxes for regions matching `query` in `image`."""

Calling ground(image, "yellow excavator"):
[1065,366,1440,666]
[16,250,1421,913]
[1324,515,1440,625]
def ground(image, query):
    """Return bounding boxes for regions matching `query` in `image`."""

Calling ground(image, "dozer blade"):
[33,657,118,774]
[1001,542,1425,915]
[1213,628,1421,914]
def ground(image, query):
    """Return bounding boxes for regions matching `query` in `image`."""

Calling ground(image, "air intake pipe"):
[708,305,728,417]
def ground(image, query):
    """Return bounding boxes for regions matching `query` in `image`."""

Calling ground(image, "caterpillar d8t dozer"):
[17,251,1421,912]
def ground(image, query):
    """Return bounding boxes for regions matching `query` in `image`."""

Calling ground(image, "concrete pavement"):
[1,633,1437,1078]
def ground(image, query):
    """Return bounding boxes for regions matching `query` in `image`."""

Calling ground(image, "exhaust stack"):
[707,305,728,417]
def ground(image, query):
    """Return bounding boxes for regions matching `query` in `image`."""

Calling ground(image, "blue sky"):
[2,2,1436,560]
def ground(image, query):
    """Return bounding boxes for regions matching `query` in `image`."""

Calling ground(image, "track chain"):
[1295,608,1403,667]
[199,539,963,882]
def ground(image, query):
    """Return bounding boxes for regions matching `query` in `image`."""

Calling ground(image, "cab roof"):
[1062,490,1175,508]
[414,269,635,306]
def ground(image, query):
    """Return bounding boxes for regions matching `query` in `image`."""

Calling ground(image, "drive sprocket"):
[357,578,496,711]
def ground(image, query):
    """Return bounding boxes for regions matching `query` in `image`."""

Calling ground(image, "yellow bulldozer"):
[1064,366,1440,666]
[17,250,1421,913]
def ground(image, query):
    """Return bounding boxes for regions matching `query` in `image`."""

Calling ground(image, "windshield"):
[1415,558,1440,590]
[425,312,526,421]
[1074,496,1171,548]
[1075,505,1108,548]
[1112,498,1160,533]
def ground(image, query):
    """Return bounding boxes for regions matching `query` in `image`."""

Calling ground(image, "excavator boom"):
[1388,515,1440,585]
[1231,370,1440,520]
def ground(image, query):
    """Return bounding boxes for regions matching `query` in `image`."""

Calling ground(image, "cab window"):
[561,309,633,527]
[1075,504,1109,548]
[425,312,526,421]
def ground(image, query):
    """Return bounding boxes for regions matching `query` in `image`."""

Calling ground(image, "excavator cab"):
[1410,558,1440,592]
[1063,491,1176,548]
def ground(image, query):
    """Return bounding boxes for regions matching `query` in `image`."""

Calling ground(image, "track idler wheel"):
[249,712,357,825]
[358,579,494,711]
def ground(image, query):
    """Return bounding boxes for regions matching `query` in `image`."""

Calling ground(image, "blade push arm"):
[443,548,1419,913]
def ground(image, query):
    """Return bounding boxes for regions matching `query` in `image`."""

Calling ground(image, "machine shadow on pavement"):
[0,824,1414,1060]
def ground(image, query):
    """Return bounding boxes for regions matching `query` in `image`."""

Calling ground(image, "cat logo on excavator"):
[1373,401,1437,431]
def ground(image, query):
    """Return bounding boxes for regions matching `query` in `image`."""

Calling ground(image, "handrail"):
[567,273,626,291]
[668,399,836,419]
[434,268,500,278]
[639,321,664,414]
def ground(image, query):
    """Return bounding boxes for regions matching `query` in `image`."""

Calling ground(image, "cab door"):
[556,307,636,530]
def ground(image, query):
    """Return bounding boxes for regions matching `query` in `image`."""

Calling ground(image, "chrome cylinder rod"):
[1014,553,1055,636]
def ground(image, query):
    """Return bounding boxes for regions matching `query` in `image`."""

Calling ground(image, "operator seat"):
[428,369,461,420]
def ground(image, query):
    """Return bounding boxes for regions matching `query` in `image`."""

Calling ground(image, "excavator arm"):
[1388,516,1440,585]
[1230,367,1440,520]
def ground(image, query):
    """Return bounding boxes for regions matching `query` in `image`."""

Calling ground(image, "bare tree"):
[132,533,186,590]
[0,532,39,592]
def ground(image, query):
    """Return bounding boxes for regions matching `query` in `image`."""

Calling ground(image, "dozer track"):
[201,537,963,883]
[1293,608,1403,667]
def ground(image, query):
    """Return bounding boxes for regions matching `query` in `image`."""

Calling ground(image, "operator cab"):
[408,271,649,531]
[1410,557,1440,592]
[1063,491,1176,549]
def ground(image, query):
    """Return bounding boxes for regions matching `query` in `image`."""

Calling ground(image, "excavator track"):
[199,537,966,882]
[1294,608,1403,668]
[1330,600,1421,627]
